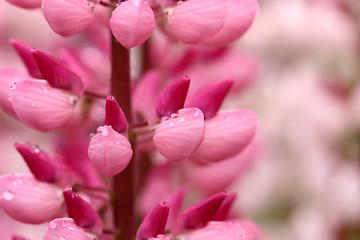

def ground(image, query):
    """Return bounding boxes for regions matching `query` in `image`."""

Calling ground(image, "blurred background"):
[0,0,359,239]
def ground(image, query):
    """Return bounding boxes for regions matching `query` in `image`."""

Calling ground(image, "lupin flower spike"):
[63,188,103,235]
[105,96,128,133]
[136,201,170,240]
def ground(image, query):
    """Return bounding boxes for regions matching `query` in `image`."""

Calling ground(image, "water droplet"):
[2,190,14,201]
[62,221,67,227]
[193,111,200,117]
[179,117,185,123]
[8,93,11,102]
[69,96,77,105]
[41,85,47,92]
[115,141,120,145]
[89,133,95,139]
[96,126,104,133]
[88,1,96,8]
[68,224,75,231]
[31,101,36,107]
[169,122,174,127]
[170,113,178,118]
[102,127,109,136]
[49,221,57,229]
[10,82,16,90]
[34,145,40,153]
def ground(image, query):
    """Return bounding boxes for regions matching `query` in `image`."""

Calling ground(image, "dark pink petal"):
[171,192,226,234]
[185,79,234,119]
[45,218,97,240]
[203,0,259,47]
[11,234,29,240]
[155,76,190,118]
[167,0,227,44]
[192,110,258,163]
[110,0,155,49]
[105,96,128,132]
[10,80,76,132]
[32,49,84,95]
[153,108,204,162]
[0,69,30,118]
[10,39,42,78]
[136,201,169,240]
[213,193,237,221]
[182,220,262,240]
[63,188,103,235]
[42,0,93,36]
[5,0,41,9]
[0,174,64,224]
[88,126,133,178]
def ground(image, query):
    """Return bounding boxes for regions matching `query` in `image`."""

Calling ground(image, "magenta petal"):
[42,0,93,36]
[203,0,259,47]
[88,126,133,178]
[5,0,41,9]
[155,76,190,118]
[185,79,234,119]
[45,218,97,240]
[63,188,103,235]
[171,192,226,234]
[167,0,227,44]
[110,0,155,49]
[153,108,205,162]
[10,39,42,78]
[11,234,29,240]
[0,69,30,118]
[32,49,84,95]
[0,174,64,224]
[136,201,169,240]
[213,193,237,221]
[105,96,128,132]
[10,80,76,132]
[193,110,258,163]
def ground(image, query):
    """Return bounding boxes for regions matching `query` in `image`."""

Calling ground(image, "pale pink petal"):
[45,218,97,240]
[183,220,262,240]
[0,69,30,118]
[203,0,258,47]
[42,0,94,36]
[10,80,77,132]
[110,0,155,49]
[167,0,227,44]
[192,110,258,163]
[0,174,64,224]
[149,235,170,240]
[5,0,41,9]
[88,125,133,178]
[153,108,205,162]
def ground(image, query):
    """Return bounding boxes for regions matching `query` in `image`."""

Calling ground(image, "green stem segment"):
[110,36,135,240]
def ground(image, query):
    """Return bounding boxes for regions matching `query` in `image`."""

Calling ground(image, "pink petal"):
[192,110,258,163]
[105,96,128,133]
[213,193,237,221]
[149,235,170,240]
[0,69,30,118]
[183,220,262,240]
[63,188,103,235]
[110,0,155,49]
[88,125,133,178]
[203,0,259,47]
[0,174,64,224]
[45,218,97,240]
[5,0,41,9]
[153,108,205,162]
[10,80,77,132]
[42,0,93,36]
[167,0,227,44]
[155,76,190,118]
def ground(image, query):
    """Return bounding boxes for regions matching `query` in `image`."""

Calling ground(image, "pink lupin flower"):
[42,0,94,36]
[153,108,205,162]
[88,125,133,178]
[44,218,97,240]
[5,0,42,9]
[203,0,259,47]
[192,110,258,163]
[0,174,64,224]
[10,79,77,132]
[136,201,169,240]
[167,0,227,44]
[110,0,156,50]
[63,188,103,235]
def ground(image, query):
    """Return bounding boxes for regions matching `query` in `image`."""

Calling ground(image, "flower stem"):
[110,36,135,240]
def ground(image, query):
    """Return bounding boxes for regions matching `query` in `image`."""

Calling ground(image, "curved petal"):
[5,0,41,9]
[10,80,76,132]
[203,0,259,47]
[110,0,155,49]
[88,126,133,178]
[42,0,93,36]
[153,108,205,162]
[167,0,227,44]
[45,218,97,240]
[192,110,258,163]
[0,174,64,224]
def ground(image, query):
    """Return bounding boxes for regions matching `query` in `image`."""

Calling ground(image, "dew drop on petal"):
[10,82,16,90]
[170,113,178,118]
[179,117,185,123]
[62,221,67,227]
[68,224,75,231]
[96,126,104,133]
[2,190,14,201]
[34,145,40,153]
[8,93,11,102]
[102,127,109,136]
[49,221,57,229]
[89,133,95,139]
[193,110,200,118]
[169,122,174,127]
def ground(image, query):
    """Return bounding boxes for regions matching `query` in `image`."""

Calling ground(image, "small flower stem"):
[110,36,135,240]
